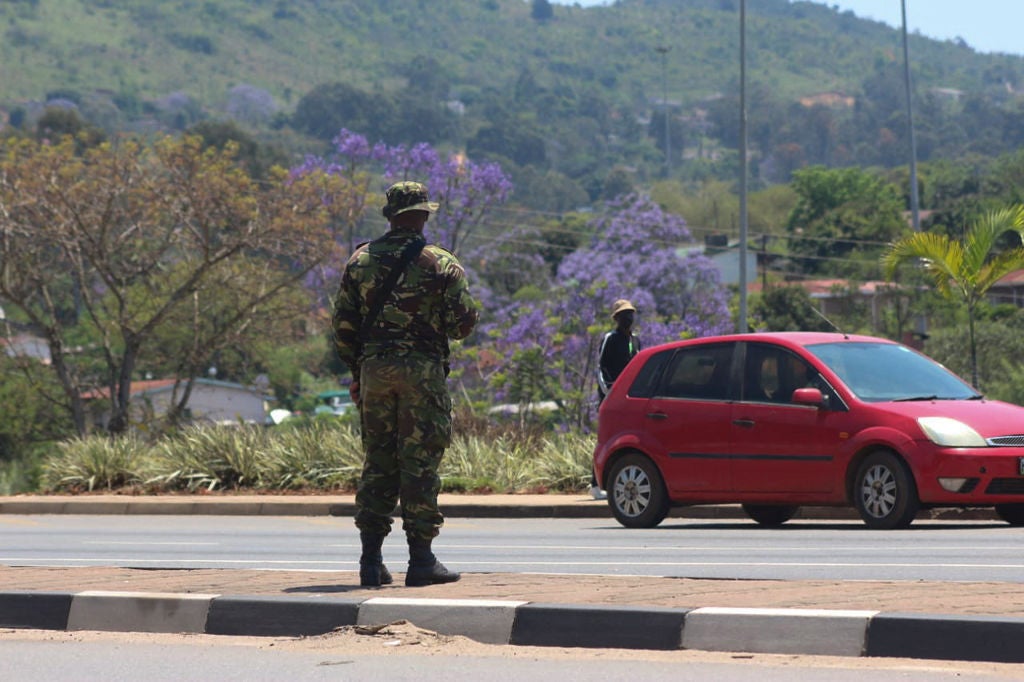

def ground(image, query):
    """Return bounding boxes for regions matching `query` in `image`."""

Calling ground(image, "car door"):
[641,342,737,494]
[729,342,843,494]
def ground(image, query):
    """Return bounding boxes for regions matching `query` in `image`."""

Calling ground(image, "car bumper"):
[915,446,1024,503]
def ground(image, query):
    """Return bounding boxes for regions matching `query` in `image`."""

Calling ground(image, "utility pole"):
[656,45,671,176]
[901,0,920,232]
[738,0,749,333]
[901,0,926,346]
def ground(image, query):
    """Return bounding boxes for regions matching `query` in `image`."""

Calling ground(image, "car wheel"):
[742,504,798,527]
[853,450,919,529]
[994,504,1024,526]
[608,453,670,529]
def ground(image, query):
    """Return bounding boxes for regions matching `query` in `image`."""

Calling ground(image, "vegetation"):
[3,0,1024,209]
[882,205,1024,388]
[6,2,1024,495]
[41,417,594,495]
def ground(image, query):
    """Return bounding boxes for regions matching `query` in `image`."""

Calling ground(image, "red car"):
[593,332,1024,529]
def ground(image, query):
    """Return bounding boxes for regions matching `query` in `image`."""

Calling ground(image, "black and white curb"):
[2,591,1024,663]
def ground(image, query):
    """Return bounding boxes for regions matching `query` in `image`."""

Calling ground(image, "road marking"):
[2,558,1024,569]
[81,541,219,546]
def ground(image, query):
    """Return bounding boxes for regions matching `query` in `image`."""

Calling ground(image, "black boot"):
[359,532,393,587]
[405,537,460,587]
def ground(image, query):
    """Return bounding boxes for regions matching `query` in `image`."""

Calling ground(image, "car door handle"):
[732,418,755,428]
[646,412,668,420]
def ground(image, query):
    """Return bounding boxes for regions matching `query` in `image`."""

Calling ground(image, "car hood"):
[875,399,1024,438]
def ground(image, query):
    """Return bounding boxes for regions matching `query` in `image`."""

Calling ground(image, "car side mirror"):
[792,387,824,406]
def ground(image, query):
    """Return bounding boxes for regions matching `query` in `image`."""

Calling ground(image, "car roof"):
[643,331,897,353]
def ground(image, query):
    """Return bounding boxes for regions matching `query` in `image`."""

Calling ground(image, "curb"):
[0,497,1000,521]
[2,590,1024,663]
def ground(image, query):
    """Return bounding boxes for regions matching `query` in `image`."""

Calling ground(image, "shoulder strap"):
[360,238,426,340]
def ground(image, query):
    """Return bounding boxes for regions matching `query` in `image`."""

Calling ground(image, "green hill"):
[4,0,1024,200]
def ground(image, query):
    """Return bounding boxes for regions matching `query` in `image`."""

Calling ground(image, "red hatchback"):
[593,332,1024,529]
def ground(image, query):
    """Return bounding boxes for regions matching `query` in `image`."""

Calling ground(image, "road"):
[1,515,1022,581]
[3,628,1023,682]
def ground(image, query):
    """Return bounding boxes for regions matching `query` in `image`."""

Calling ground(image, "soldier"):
[332,181,479,587]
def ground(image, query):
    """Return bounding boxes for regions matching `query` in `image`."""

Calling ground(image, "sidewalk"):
[1,493,1022,663]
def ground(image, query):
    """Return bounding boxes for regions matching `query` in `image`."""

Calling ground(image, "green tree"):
[881,205,1024,388]
[787,166,905,276]
[751,286,834,332]
[0,135,340,435]
[531,0,554,22]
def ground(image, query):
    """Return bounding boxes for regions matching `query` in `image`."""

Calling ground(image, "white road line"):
[81,541,219,546]
[2,558,1023,569]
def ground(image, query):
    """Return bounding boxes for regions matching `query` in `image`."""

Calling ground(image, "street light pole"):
[738,0,749,333]
[900,0,920,232]
[656,45,671,175]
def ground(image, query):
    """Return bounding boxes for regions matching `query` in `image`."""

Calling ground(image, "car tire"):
[608,453,670,529]
[994,503,1024,526]
[853,450,919,529]
[742,504,798,527]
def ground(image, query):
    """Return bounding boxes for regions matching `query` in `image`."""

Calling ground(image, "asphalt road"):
[3,629,1022,682]
[2,514,1022,582]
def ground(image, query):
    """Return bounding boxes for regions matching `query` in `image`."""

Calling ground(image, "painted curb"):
[682,606,877,657]
[0,498,1000,521]
[866,612,1024,663]
[206,595,361,637]
[0,591,73,630]
[510,603,688,650]
[66,590,218,634]
[4,590,1024,663]
[358,597,525,645]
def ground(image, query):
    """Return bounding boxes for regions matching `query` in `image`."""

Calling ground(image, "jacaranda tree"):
[296,132,732,431]
[475,193,732,429]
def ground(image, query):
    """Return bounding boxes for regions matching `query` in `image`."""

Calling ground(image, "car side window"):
[657,344,734,400]
[627,349,672,398]
[743,344,833,406]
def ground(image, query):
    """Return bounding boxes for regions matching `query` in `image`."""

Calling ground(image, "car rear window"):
[655,344,734,400]
[627,349,672,398]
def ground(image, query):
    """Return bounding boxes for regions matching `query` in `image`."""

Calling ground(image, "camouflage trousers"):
[354,354,452,542]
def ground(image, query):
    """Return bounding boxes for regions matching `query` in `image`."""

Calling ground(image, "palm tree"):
[881,205,1024,388]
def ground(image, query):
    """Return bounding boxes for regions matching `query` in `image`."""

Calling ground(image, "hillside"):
[4,0,1021,109]
[4,0,1024,203]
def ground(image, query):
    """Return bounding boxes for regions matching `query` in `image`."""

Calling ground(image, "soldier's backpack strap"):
[360,238,426,340]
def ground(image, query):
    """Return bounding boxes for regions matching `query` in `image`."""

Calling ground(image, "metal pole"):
[901,0,927,345]
[901,0,920,231]
[738,0,749,333]
[656,46,671,175]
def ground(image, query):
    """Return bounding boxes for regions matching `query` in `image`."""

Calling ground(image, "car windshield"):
[805,341,980,402]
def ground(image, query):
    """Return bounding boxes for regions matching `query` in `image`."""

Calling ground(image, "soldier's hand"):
[349,380,361,405]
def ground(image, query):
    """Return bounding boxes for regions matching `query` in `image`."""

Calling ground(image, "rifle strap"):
[360,238,425,340]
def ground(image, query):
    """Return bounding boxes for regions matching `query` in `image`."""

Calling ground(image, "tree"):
[751,286,834,332]
[787,166,906,276]
[0,135,340,434]
[531,0,554,21]
[881,205,1024,388]
[295,128,514,257]
[475,193,732,428]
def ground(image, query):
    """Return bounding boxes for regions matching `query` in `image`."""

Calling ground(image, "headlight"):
[918,417,987,447]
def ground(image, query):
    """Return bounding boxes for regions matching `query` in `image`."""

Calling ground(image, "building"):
[989,269,1024,307]
[747,279,906,332]
[82,378,273,431]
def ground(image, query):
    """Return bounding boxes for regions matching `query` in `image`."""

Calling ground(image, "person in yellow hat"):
[593,299,641,499]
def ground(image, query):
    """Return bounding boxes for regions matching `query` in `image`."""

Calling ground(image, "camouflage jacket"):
[332,229,479,378]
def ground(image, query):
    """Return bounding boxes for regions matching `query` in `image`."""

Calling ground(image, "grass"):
[39,418,596,495]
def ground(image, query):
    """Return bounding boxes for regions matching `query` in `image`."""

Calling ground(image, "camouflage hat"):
[382,181,439,218]
[611,299,636,319]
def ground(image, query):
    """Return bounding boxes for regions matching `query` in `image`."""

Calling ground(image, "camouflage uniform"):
[332,184,478,545]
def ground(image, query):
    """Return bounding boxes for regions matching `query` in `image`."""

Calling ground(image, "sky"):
[554,1,1024,57]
